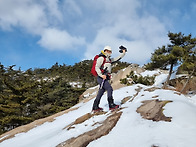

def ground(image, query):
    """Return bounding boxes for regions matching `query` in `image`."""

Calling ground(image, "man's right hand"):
[101,75,107,79]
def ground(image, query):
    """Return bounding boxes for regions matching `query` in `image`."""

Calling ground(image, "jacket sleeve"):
[95,57,104,77]
[111,52,126,63]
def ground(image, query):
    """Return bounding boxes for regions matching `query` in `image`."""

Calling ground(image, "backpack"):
[91,55,106,76]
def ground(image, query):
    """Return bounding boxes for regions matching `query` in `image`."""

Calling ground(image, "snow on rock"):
[188,95,196,105]
[153,73,168,87]
[88,86,196,147]
[79,85,99,102]
[140,69,161,77]
[57,111,122,147]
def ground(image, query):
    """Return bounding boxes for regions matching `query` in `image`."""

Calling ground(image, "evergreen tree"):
[146,32,196,88]
[179,40,196,92]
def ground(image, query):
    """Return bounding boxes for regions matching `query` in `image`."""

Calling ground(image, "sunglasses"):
[105,50,112,53]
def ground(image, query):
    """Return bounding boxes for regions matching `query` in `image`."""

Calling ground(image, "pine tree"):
[146,32,196,88]
[179,39,196,92]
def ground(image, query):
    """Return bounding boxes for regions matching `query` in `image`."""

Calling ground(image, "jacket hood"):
[99,50,106,57]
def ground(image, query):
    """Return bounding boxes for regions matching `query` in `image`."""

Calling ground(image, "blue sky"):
[0,0,196,70]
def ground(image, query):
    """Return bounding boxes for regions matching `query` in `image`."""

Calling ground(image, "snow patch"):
[69,82,82,88]
[153,74,168,87]
[140,69,161,77]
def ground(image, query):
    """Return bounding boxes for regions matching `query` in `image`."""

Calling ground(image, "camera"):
[119,45,127,53]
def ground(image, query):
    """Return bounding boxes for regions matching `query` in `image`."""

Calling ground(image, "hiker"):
[92,45,127,111]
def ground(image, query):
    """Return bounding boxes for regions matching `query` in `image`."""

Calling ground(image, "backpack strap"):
[98,54,106,70]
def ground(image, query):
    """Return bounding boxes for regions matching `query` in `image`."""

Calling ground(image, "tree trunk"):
[181,66,195,93]
[163,63,174,88]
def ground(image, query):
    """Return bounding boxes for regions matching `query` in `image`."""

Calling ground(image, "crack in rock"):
[57,111,122,147]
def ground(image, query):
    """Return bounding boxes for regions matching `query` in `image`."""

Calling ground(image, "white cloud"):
[83,0,169,65]
[64,0,82,16]
[0,0,84,51]
[42,0,63,22]
[0,0,170,65]
[38,28,85,50]
[0,0,47,33]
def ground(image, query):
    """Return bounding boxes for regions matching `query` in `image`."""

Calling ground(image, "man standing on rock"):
[92,45,127,112]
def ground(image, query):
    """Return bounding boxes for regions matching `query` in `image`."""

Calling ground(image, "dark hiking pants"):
[92,76,114,110]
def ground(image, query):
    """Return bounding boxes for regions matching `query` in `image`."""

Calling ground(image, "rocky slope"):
[0,67,195,147]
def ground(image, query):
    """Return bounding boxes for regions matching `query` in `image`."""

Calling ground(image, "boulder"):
[136,99,172,122]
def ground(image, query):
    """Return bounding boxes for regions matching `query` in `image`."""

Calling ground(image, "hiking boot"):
[109,104,119,110]
[92,107,103,112]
